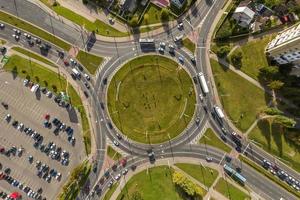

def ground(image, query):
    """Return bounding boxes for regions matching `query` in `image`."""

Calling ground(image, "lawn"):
[76,50,103,75]
[249,119,300,172]
[174,163,219,187]
[103,182,119,200]
[231,35,275,80]
[139,24,162,33]
[58,160,91,200]
[210,59,269,132]
[107,145,122,161]
[4,55,91,154]
[0,11,70,50]
[0,39,6,44]
[141,3,175,25]
[40,1,128,37]
[116,166,184,200]
[182,38,196,54]
[199,128,231,153]
[107,55,196,143]
[214,178,250,200]
[12,47,57,68]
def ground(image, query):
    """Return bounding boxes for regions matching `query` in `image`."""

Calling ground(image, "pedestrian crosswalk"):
[95,57,110,79]
[191,121,209,144]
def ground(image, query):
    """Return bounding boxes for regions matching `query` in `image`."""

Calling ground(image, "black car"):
[147,149,155,163]
[84,91,89,98]
[4,168,11,174]
[0,47,6,54]
[12,120,18,127]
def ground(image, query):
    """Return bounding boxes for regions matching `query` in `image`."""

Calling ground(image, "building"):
[232,6,256,27]
[170,0,186,9]
[266,23,300,65]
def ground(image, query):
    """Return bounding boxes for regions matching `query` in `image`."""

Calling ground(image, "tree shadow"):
[271,123,283,157]
[11,66,18,80]
[67,106,79,124]
[257,120,272,150]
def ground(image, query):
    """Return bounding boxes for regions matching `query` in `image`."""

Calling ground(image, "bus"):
[197,72,209,95]
[139,38,154,44]
[224,164,246,185]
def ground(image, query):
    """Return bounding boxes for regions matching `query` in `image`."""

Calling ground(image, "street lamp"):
[167,133,174,162]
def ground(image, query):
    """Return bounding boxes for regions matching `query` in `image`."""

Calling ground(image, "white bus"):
[198,72,209,95]
[213,106,225,119]
[139,38,154,44]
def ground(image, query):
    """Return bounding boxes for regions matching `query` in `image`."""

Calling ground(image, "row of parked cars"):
[50,117,76,146]
[33,159,62,183]
[263,159,300,191]
[0,170,45,200]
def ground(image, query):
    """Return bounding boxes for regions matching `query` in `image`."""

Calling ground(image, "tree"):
[268,80,284,90]
[230,49,243,68]
[263,107,283,115]
[264,0,284,8]
[216,45,230,58]
[259,65,279,81]
[161,8,169,22]
[274,115,296,128]
[172,171,203,197]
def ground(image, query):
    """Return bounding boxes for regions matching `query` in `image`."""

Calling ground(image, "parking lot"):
[0,72,85,200]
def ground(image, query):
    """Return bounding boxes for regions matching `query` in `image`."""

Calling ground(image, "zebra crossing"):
[191,121,209,144]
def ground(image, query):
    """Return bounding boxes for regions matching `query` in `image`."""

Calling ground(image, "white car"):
[56,172,62,180]
[46,91,52,98]
[115,173,121,180]
[12,34,20,41]
[177,22,183,29]
[199,94,203,101]
[113,140,119,146]
[4,114,11,122]
[23,79,29,86]
[157,47,164,52]
[17,123,24,130]
[84,73,90,81]
[0,23,4,29]
[122,168,128,175]
[159,42,166,49]
[13,28,21,35]
[206,156,213,162]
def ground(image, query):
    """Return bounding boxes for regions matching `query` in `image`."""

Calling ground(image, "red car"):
[0,147,5,153]
[120,158,127,167]
[63,60,69,66]
[44,114,50,120]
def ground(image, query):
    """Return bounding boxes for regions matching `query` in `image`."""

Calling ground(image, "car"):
[120,158,127,167]
[84,73,90,81]
[17,123,24,131]
[34,37,41,44]
[84,81,90,89]
[116,133,122,140]
[220,134,227,142]
[191,57,196,64]
[122,168,128,175]
[195,117,200,124]
[174,35,183,42]
[28,40,34,46]
[13,28,21,35]
[159,42,166,48]
[12,34,20,41]
[23,79,29,86]
[108,180,114,188]
[221,127,228,134]
[206,156,213,162]
[44,114,50,120]
[63,60,69,66]
[84,91,89,98]
[0,46,7,54]
[113,140,119,146]
[4,168,11,174]
[158,47,164,53]
[55,172,62,180]
[177,22,184,30]
[147,149,155,162]
[0,23,4,29]
[178,56,184,63]
[4,114,11,122]
[115,173,121,180]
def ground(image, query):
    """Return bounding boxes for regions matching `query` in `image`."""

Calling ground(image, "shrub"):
[217,45,230,58]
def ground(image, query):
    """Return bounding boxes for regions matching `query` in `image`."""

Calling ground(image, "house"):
[232,6,256,28]
[170,0,186,9]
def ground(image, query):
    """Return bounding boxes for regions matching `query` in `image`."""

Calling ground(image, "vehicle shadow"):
[35,90,41,101]
[67,106,79,124]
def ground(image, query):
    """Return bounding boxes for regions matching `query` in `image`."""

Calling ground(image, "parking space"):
[0,72,85,200]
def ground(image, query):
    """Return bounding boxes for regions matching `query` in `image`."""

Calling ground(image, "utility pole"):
[13,0,19,17]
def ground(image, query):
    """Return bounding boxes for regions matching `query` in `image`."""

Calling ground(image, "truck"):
[197,72,209,95]
[72,68,81,79]
[213,106,224,119]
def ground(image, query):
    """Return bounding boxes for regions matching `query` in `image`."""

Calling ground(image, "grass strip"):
[58,160,91,200]
[0,10,71,50]
[182,38,196,54]
[199,128,231,153]
[76,50,103,75]
[239,155,300,198]
[12,46,57,68]
[107,145,122,161]
[103,182,119,200]
[214,177,250,200]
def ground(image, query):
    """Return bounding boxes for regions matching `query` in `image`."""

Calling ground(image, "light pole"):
[13,0,19,17]
[167,133,174,162]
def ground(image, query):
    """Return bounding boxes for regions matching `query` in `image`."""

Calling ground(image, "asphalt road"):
[1,0,300,199]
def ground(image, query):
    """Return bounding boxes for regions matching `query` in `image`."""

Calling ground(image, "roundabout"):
[107,55,196,144]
